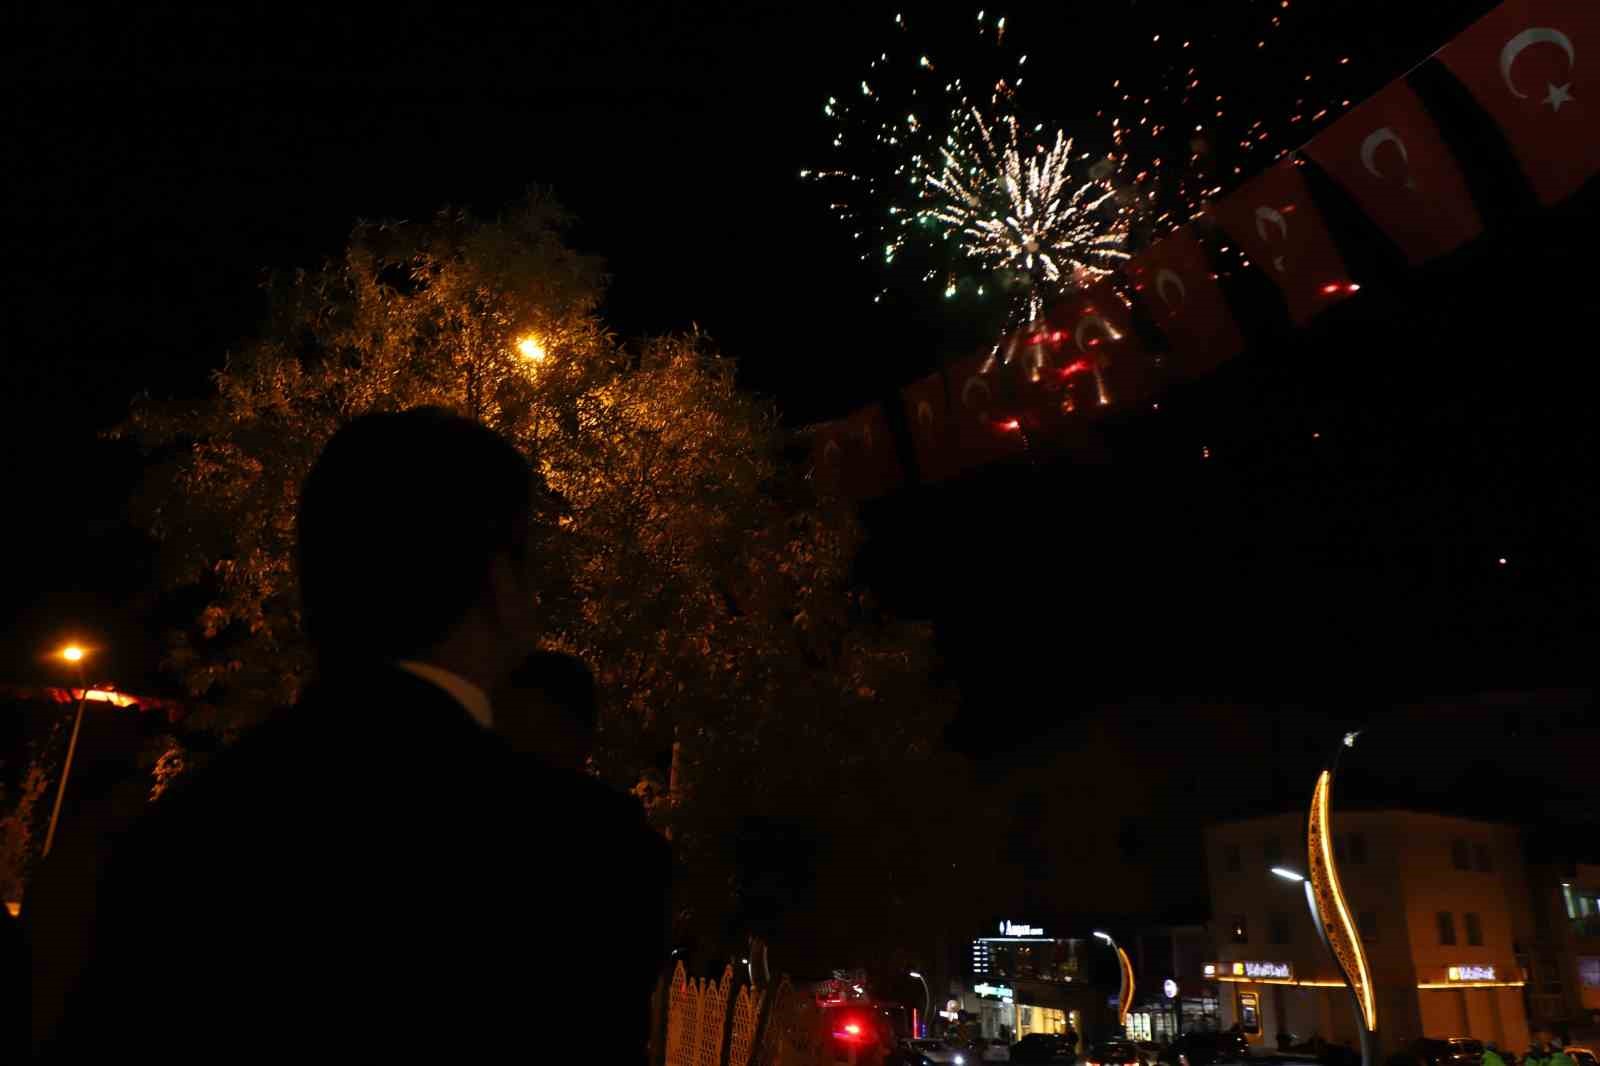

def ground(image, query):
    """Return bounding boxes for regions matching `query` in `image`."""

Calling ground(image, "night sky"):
[4,0,1595,795]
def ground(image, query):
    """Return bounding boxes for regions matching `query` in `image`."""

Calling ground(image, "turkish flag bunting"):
[1211,159,1357,326]
[1436,0,1600,206]
[1125,226,1244,380]
[1304,79,1483,265]
[809,418,851,496]
[843,403,902,500]
[1048,280,1150,414]
[945,351,1026,473]
[901,369,956,484]
[808,405,902,500]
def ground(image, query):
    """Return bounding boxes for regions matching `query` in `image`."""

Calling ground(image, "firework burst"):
[807,10,1131,350]
[924,108,1130,328]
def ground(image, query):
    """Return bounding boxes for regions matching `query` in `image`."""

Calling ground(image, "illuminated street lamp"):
[1094,932,1136,1029]
[516,334,547,363]
[909,971,931,1037]
[42,644,95,858]
[1290,731,1378,1066]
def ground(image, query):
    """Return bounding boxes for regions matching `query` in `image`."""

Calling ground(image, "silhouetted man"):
[52,409,667,1062]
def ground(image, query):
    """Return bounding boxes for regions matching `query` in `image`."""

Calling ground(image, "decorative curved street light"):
[1298,730,1378,1066]
[1094,931,1136,1029]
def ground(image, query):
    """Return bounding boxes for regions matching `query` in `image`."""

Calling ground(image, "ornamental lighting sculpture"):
[1305,731,1378,1066]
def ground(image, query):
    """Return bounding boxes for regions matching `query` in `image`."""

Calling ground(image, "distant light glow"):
[516,335,547,362]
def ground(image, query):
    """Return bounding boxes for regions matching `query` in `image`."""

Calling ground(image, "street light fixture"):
[1292,729,1378,1066]
[1093,932,1135,1029]
[516,334,548,363]
[909,971,931,1038]
[42,644,96,859]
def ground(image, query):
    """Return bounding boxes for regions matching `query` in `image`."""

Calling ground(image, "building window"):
[1358,910,1379,943]
[1264,836,1283,867]
[1578,957,1600,988]
[1269,912,1291,945]
[1438,911,1457,945]
[1472,842,1492,872]
[1452,840,1472,870]
[1230,916,1249,944]
[1224,843,1241,873]
[1348,834,1367,864]
[1465,912,1483,946]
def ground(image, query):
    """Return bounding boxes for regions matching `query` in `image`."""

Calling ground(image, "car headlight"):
[954,1058,965,1065]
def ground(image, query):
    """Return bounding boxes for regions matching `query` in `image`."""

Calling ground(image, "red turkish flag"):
[1304,80,1483,264]
[1436,0,1600,205]
[901,370,956,484]
[842,403,902,500]
[1038,281,1150,415]
[809,419,851,496]
[945,351,1025,473]
[808,406,902,499]
[1211,160,1357,326]
[1125,227,1244,379]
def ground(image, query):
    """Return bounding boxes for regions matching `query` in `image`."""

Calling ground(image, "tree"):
[118,189,955,949]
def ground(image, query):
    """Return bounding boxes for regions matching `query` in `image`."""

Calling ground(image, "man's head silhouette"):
[297,407,538,689]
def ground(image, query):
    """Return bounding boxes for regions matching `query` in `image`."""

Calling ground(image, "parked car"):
[1088,1042,1141,1066]
[976,1037,1012,1062]
[1160,1032,1251,1066]
[1136,1042,1166,1066]
[1565,1048,1598,1066]
[1013,1033,1076,1064]
[1409,1038,1485,1066]
[897,1038,969,1066]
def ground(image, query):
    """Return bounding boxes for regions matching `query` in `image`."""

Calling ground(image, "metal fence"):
[660,961,815,1066]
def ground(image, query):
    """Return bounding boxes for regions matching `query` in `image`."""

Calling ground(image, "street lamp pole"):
[1274,730,1379,1066]
[1095,932,1136,1031]
[909,971,931,1038]
[42,646,93,859]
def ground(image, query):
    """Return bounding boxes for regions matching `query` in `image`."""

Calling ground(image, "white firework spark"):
[923,108,1130,330]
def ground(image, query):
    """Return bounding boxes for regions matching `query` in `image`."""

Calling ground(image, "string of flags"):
[808,0,1595,499]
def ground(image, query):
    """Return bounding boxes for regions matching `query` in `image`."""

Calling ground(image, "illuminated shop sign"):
[998,920,1045,937]
[1213,961,1293,980]
[974,983,1014,1000]
[1448,966,1496,982]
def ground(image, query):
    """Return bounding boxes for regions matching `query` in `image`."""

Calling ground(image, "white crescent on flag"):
[1155,268,1187,309]
[1254,205,1290,273]
[1360,127,1414,188]
[1500,27,1576,101]
[961,375,992,414]
[1075,315,1122,352]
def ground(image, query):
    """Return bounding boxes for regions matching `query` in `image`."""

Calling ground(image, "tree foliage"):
[118,189,955,945]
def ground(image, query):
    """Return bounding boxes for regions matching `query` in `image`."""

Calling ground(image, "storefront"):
[1415,966,1529,1053]
[967,980,1090,1044]
[1210,959,1353,1050]
[972,982,1017,1042]
[1128,978,1221,1042]
[1210,958,1530,1056]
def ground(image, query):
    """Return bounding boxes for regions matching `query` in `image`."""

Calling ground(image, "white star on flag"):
[1544,82,1574,111]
